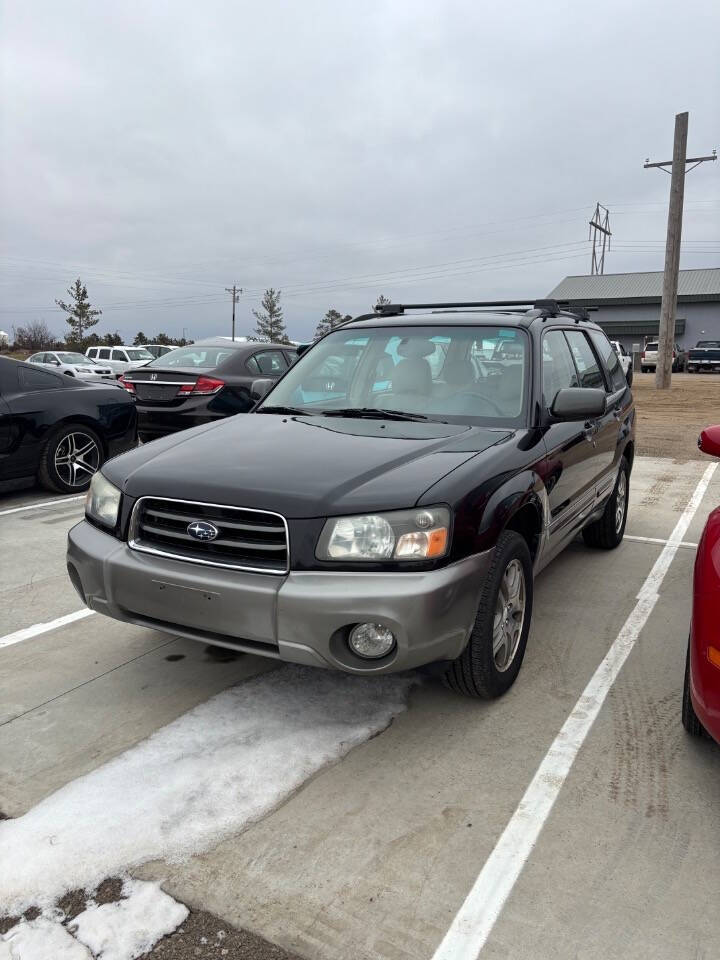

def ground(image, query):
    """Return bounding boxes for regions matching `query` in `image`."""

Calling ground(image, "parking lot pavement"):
[1,458,719,960]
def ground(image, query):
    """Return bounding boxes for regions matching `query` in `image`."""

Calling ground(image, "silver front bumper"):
[67,521,492,674]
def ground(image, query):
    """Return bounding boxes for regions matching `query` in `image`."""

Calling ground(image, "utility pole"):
[645,113,716,389]
[589,203,611,275]
[224,285,242,341]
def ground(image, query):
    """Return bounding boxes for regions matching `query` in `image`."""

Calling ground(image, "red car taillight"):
[641,351,645,359]
[118,375,135,393]
[178,376,225,397]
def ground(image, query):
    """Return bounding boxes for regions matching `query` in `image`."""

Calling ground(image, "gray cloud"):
[1,0,718,343]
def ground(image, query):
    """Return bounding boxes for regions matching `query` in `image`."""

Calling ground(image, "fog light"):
[348,622,395,659]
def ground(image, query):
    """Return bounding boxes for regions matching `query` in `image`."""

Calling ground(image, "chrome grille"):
[129,497,289,573]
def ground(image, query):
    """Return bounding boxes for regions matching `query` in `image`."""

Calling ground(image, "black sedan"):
[118,338,297,442]
[0,356,137,494]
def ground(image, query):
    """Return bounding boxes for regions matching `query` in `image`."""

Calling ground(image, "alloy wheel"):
[492,558,526,672]
[54,431,100,487]
[615,470,627,534]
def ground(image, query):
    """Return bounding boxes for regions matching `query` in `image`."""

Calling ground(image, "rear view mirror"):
[698,425,720,458]
[550,388,606,421]
[251,378,274,400]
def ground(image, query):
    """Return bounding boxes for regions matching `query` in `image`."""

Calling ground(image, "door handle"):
[583,421,597,441]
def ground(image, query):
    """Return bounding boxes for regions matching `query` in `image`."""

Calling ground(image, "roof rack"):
[348,299,595,325]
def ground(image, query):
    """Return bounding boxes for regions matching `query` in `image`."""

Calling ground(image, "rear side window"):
[590,330,627,392]
[564,331,605,390]
[542,331,579,404]
[111,349,128,361]
[97,348,111,359]
[86,348,97,358]
[19,366,65,391]
[248,351,288,375]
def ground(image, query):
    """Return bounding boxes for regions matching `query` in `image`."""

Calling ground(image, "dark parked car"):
[119,338,297,442]
[0,356,136,494]
[687,340,720,373]
[68,299,635,698]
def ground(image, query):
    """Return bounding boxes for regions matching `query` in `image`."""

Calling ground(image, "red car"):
[683,425,720,744]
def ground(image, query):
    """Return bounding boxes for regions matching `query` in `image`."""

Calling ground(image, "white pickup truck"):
[85,345,154,377]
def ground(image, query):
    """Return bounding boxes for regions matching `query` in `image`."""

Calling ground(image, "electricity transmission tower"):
[588,203,611,275]
[644,111,716,389]
[224,285,243,341]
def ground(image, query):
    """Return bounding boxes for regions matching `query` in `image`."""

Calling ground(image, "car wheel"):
[442,530,533,699]
[38,423,103,493]
[682,641,705,737]
[640,366,647,373]
[582,456,629,550]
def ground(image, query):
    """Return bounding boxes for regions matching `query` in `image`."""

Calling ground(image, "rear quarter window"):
[19,366,66,391]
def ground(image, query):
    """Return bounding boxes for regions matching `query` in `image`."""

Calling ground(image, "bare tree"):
[12,319,56,351]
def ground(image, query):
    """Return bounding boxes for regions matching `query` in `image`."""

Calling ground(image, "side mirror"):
[251,378,274,400]
[50,358,61,366]
[296,342,312,357]
[698,425,720,458]
[550,387,606,421]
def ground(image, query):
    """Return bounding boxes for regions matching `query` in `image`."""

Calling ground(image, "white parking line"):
[0,609,95,650]
[624,534,698,549]
[0,495,85,517]
[432,461,717,960]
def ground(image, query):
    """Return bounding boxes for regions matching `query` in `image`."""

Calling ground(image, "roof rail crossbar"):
[343,299,597,326]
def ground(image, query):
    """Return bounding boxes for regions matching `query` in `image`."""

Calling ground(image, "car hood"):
[105,414,513,518]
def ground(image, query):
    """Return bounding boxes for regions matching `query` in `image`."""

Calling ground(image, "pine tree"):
[314,308,346,340]
[134,331,148,345]
[252,288,290,343]
[55,278,102,344]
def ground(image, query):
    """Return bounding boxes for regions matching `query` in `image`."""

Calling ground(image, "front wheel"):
[443,530,533,699]
[582,456,629,550]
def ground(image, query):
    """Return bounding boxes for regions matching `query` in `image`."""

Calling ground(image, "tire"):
[682,641,705,737]
[582,456,629,550]
[443,530,533,699]
[38,422,103,493]
[641,366,648,374]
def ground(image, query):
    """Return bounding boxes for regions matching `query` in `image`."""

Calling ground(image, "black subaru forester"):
[68,299,635,699]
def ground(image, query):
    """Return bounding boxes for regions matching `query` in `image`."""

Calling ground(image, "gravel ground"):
[632,371,720,460]
[0,877,301,959]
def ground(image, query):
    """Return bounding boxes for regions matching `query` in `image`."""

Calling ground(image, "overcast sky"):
[1,0,718,344]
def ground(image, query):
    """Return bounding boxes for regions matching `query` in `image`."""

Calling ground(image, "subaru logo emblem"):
[150,373,158,381]
[187,521,219,541]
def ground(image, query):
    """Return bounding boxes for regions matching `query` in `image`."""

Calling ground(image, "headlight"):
[316,506,450,561]
[85,472,121,528]
[76,367,93,374]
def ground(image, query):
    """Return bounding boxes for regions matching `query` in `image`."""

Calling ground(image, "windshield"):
[147,345,237,368]
[125,348,154,360]
[57,352,90,364]
[257,325,528,425]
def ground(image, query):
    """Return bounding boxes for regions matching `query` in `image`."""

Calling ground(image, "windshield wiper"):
[320,407,437,422]
[256,405,309,416]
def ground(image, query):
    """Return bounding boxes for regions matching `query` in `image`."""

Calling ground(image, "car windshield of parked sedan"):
[257,325,529,425]
[146,346,237,368]
[56,352,92,364]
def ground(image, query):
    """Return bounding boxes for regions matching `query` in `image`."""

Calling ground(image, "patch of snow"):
[70,880,188,960]
[1,918,91,960]
[0,666,413,913]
